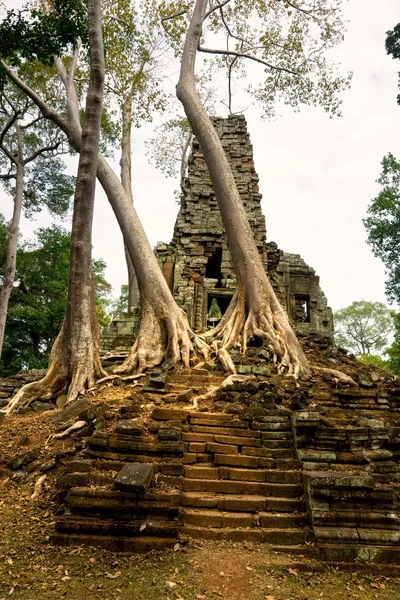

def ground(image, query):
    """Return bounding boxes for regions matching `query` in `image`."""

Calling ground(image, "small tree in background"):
[334,300,394,356]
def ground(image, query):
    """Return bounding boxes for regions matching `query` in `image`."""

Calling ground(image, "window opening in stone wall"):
[205,247,222,287]
[295,295,310,323]
[207,293,232,327]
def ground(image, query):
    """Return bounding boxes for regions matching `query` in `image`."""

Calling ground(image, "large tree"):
[5,0,106,414]
[171,0,349,377]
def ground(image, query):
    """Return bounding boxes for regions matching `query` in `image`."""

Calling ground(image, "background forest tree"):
[0,220,112,377]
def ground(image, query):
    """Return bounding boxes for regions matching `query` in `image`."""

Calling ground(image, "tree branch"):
[161,8,188,34]
[204,0,232,20]
[24,139,64,165]
[1,61,71,141]
[20,115,44,130]
[0,111,20,166]
[198,46,300,76]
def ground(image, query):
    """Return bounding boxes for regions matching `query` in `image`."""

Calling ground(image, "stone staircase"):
[158,410,310,547]
[51,390,312,551]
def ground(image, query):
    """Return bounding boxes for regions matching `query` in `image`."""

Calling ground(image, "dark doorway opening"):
[206,293,232,327]
[294,295,310,323]
[205,248,222,287]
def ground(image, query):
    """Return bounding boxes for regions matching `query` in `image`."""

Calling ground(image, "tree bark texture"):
[120,91,140,313]
[176,0,310,378]
[0,138,24,359]
[6,0,106,414]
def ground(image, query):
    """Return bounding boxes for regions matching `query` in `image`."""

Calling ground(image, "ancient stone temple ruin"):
[155,114,333,339]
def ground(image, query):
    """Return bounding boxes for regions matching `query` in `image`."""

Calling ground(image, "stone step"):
[50,532,176,552]
[188,425,258,436]
[179,525,310,545]
[180,492,305,513]
[314,526,400,546]
[311,544,400,564]
[65,487,180,515]
[179,508,308,530]
[55,516,178,537]
[184,465,302,484]
[160,475,303,497]
[215,450,294,467]
[167,374,226,385]
[258,512,309,528]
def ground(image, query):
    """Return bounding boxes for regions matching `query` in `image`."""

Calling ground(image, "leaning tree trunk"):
[120,91,140,313]
[6,0,106,415]
[2,56,210,380]
[176,0,310,378]
[0,152,23,359]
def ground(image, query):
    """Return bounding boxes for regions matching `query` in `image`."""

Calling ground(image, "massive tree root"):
[114,301,210,375]
[5,319,106,416]
[204,287,311,380]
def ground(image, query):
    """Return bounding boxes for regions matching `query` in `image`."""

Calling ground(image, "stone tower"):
[155,114,333,339]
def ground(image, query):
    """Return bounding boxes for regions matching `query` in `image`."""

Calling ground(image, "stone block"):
[7,448,40,470]
[114,463,154,494]
[158,425,182,441]
[213,435,261,447]
[115,419,143,436]
[151,407,189,421]
[214,453,258,468]
[206,442,239,454]
[65,459,93,473]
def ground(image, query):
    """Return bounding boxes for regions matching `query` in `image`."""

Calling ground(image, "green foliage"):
[386,312,400,376]
[162,0,351,118]
[0,225,70,376]
[111,284,129,315]
[334,300,394,356]
[102,0,168,126]
[0,0,87,69]
[363,153,400,304]
[146,116,191,179]
[357,354,391,371]
[93,258,113,329]
[385,23,400,105]
[0,223,111,376]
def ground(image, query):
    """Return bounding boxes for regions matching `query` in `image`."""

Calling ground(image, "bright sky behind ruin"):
[1,1,400,313]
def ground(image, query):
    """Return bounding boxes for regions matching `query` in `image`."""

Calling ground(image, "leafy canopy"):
[333,300,394,356]
[364,153,400,305]
[385,23,400,105]
[161,0,351,118]
[0,0,87,68]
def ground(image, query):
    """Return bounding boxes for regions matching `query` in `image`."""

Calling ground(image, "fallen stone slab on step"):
[51,397,91,424]
[114,463,154,494]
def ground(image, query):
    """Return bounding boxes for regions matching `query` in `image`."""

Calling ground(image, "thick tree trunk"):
[2,52,209,382]
[120,92,140,313]
[176,0,310,378]
[0,152,23,358]
[6,0,106,415]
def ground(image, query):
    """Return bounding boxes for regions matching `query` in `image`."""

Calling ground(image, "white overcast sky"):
[2,1,400,312]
